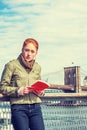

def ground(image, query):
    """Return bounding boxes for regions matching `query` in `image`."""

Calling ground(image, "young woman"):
[0,38,45,130]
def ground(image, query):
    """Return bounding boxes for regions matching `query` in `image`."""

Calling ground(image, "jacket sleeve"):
[0,62,18,97]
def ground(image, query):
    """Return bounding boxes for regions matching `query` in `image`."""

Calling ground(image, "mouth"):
[25,56,31,61]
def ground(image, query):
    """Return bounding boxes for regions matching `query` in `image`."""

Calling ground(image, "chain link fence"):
[0,92,87,130]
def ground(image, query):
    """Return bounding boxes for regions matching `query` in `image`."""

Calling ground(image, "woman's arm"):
[0,63,18,97]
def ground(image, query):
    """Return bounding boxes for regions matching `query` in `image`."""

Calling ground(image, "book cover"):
[29,80,50,95]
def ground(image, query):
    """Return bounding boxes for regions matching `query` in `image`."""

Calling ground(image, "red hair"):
[23,38,39,50]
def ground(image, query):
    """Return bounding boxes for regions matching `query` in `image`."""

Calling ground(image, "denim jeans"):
[11,103,45,130]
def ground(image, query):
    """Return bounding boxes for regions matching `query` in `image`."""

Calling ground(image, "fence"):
[0,89,87,130]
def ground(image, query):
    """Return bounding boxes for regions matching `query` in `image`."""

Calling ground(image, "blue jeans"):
[11,103,45,130]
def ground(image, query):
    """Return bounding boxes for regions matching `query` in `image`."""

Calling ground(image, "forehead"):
[23,43,36,50]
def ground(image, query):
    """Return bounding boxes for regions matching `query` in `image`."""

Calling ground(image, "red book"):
[29,80,50,95]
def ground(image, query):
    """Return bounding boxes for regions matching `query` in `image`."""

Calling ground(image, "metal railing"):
[0,88,87,130]
[1,65,87,129]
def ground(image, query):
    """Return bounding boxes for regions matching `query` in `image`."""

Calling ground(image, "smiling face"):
[22,42,38,61]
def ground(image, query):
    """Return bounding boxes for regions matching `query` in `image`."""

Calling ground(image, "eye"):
[24,49,35,53]
[25,49,29,52]
[31,50,35,53]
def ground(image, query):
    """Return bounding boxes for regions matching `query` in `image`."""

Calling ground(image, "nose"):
[28,50,32,55]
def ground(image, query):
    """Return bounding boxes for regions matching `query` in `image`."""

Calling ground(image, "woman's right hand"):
[23,86,32,94]
[17,87,25,95]
[17,86,32,95]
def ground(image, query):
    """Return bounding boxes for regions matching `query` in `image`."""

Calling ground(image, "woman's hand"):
[17,87,24,95]
[23,86,32,94]
[33,90,45,96]
[17,86,32,95]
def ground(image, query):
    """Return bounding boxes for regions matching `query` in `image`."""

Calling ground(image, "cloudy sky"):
[0,0,87,78]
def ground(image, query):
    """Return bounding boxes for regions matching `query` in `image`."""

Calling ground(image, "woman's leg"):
[29,103,45,130]
[11,104,29,130]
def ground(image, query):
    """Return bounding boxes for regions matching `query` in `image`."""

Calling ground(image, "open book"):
[29,80,50,96]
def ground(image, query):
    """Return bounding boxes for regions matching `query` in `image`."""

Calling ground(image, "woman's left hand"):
[33,90,45,96]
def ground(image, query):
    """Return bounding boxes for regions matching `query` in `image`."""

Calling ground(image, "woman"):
[0,38,45,130]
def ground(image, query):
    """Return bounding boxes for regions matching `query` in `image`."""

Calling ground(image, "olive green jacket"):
[0,57,42,104]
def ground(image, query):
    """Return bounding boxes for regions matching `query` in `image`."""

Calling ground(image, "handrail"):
[0,92,87,101]
[0,85,87,101]
[49,84,74,91]
[44,93,87,98]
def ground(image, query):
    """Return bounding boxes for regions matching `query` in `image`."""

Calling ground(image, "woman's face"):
[22,43,37,61]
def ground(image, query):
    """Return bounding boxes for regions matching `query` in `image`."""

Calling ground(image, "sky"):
[0,0,87,79]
